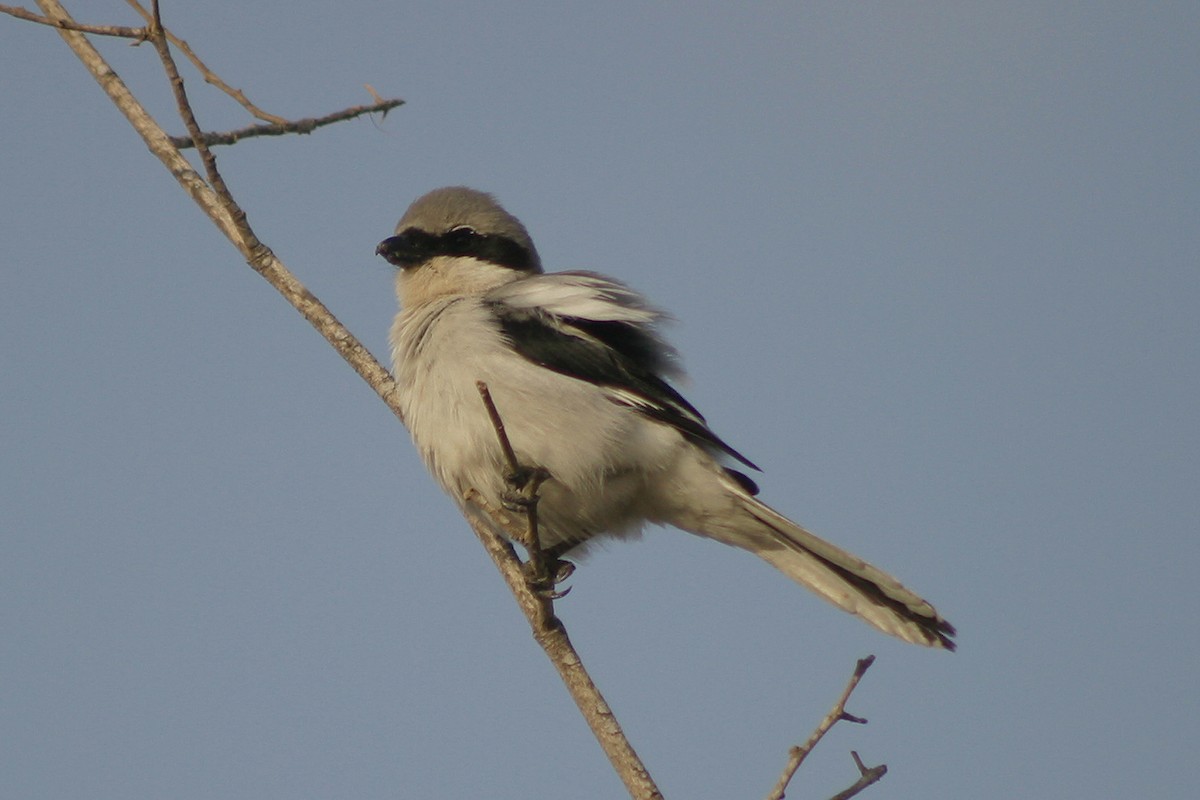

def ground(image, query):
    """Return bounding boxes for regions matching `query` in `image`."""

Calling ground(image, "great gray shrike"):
[377,187,955,649]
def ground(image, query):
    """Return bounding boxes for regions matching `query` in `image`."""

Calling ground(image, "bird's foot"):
[522,556,575,600]
[501,465,550,511]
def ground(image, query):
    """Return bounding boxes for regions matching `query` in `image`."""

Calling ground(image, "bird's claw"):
[522,556,576,600]
[501,465,550,511]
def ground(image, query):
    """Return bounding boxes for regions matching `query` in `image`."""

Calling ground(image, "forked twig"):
[766,655,884,800]
[23,0,399,413]
[2,2,403,150]
[143,0,235,210]
[124,0,286,124]
[127,0,404,147]
[828,752,888,800]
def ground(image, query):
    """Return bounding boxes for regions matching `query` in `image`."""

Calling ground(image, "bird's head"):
[377,187,542,305]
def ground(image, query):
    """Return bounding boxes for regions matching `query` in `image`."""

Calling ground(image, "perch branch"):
[765,655,882,800]
[27,4,654,797]
[462,384,659,799]
[461,492,661,800]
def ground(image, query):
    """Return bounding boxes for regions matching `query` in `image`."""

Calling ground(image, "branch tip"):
[169,99,405,149]
[764,656,884,800]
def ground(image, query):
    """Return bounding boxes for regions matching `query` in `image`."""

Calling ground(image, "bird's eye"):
[443,225,481,254]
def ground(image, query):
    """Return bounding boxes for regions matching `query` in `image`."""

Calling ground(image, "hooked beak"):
[376,232,425,268]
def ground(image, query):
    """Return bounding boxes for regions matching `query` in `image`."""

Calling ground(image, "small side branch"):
[127,0,402,134]
[0,3,146,37]
[766,655,883,800]
[828,752,887,800]
[168,99,405,149]
[476,381,521,475]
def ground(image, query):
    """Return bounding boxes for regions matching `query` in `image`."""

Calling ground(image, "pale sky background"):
[3,2,1198,798]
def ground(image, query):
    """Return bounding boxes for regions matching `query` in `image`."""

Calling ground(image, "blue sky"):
[3,2,1198,798]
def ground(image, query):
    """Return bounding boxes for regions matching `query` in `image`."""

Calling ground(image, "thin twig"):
[476,381,521,475]
[4,2,404,146]
[132,0,403,151]
[168,99,405,149]
[0,3,146,38]
[474,381,553,585]
[123,0,287,124]
[765,655,881,800]
[144,0,237,215]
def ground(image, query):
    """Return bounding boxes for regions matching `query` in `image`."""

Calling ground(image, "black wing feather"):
[490,304,759,471]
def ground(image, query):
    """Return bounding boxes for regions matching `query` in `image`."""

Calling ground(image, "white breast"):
[390,296,684,549]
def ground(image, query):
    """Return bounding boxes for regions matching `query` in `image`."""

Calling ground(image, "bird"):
[376,187,955,650]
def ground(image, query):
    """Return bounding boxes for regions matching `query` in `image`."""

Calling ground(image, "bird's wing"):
[487,272,759,470]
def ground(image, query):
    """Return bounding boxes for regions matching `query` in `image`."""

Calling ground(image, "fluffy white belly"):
[392,297,681,549]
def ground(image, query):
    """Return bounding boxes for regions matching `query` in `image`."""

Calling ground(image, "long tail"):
[741,496,956,649]
[667,464,956,649]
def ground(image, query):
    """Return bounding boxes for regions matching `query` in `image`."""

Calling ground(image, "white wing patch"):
[492,271,663,325]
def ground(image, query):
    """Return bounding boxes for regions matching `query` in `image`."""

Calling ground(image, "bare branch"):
[168,99,405,149]
[9,0,402,157]
[143,0,235,207]
[123,0,287,123]
[1,3,146,38]
[30,0,401,421]
[765,655,881,800]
